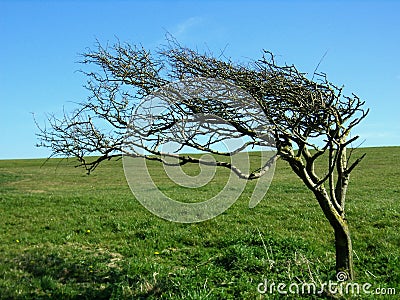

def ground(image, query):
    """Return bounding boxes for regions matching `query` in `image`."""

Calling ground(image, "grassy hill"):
[0,147,399,299]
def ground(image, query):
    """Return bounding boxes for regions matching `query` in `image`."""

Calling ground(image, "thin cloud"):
[173,17,203,37]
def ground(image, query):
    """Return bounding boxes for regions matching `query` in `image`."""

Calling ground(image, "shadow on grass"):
[3,245,166,299]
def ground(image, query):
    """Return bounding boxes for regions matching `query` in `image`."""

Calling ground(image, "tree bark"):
[334,220,354,280]
[312,187,354,280]
[284,153,355,280]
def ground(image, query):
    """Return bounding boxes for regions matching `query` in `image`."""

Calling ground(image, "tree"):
[36,39,368,280]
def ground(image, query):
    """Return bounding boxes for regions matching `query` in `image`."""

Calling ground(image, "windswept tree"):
[37,39,368,279]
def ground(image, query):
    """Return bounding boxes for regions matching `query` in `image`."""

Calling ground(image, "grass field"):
[0,147,399,299]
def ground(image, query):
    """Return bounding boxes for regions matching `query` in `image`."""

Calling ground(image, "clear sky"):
[1,0,399,159]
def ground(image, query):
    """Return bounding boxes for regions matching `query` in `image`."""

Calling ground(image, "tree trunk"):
[312,188,354,280]
[334,220,354,280]
[286,153,356,281]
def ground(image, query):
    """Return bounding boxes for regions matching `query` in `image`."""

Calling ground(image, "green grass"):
[0,147,399,299]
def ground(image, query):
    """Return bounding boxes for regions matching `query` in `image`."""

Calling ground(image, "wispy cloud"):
[172,17,203,37]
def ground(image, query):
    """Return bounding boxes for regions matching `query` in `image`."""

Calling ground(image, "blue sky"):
[1,0,399,159]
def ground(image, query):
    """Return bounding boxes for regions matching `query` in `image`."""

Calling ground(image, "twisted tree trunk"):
[335,222,354,279]
[313,187,354,280]
[282,143,356,280]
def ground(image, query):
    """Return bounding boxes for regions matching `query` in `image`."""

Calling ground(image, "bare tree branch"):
[36,38,369,279]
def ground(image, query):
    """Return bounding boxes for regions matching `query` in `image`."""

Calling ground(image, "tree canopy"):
[37,38,368,279]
